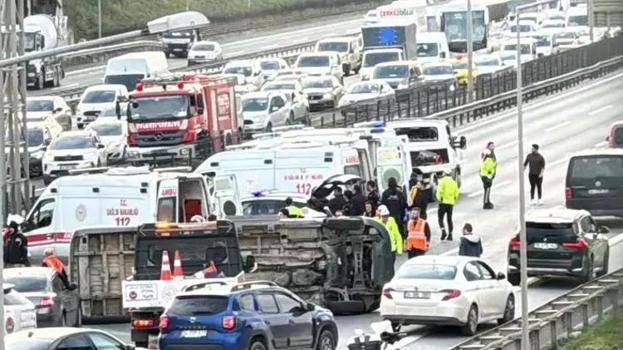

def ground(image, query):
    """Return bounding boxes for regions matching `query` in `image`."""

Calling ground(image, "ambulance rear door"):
[156,178,179,222]
[213,174,242,217]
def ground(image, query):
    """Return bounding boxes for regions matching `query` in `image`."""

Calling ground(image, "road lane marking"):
[50,83,79,91]
[594,140,608,148]
[65,65,106,76]
[442,248,459,256]
[456,71,623,134]
[588,104,612,116]
[468,180,512,198]
[545,120,571,132]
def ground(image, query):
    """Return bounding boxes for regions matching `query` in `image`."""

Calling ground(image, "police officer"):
[436,170,460,241]
[405,207,431,258]
[3,221,30,267]
[480,149,497,210]
[284,197,305,218]
[375,205,403,262]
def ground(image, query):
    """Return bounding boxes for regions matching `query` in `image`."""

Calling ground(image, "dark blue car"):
[159,281,338,350]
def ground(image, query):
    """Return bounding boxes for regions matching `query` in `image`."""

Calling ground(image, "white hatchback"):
[380,255,515,336]
[3,284,37,335]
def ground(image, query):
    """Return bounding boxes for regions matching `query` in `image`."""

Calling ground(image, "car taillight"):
[441,289,461,301]
[563,239,587,250]
[222,315,236,330]
[509,237,521,249]
[37,295,54,309]
[565,187,573,200]
[382,287,394,299]
[158,315,169,330]
[133,319,155,328]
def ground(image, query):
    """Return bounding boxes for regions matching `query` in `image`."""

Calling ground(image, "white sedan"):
[338,80,395,108]
[87,120,128,162]
[261,80,310,124]
[380,255,515,335]
[3,284,37,335]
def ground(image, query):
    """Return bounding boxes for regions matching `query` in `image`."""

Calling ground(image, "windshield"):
[423,65,454,75]
[363,52,400,67]
[193,44,215,51]
[104,74,144,92]
[397,264,457,280]
[317,42,349,52]
[443,10,486,42]
[28,129,45,146]
[26,100,54,112]
[556,32,576,39]
[82,90,116,104]
[243,199,303,215]
[4,276,47,292]
[542,22,564,28]
[129,95,189,120]
[24,33,36,52]
[168,295,229,315]
[373,65,409,79]
[395,127,439,142]
[260,61,280,70]
[570,156,623,178]
[349,83,380,94]
[302,79,332,89]
[474,57,500,66]
[89,123,122,136]
[264,83,296,91]
[510,24,533,33]
[568,15,588,27]
[50,136,95,150]
[416,43,439,58]
[503,44,532,54]
[534,35,552,47]
[242,97,269,112]
[224,65,252,77]
[297,56,330,67]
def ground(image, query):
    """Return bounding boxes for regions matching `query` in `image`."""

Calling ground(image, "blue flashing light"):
[370,121,384,129]
[378,27,399,46]
[251,191,265,198]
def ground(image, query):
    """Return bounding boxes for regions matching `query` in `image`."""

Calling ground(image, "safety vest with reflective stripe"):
[406,219,428,251]
[286,205,305,218]
[42,255,64,274]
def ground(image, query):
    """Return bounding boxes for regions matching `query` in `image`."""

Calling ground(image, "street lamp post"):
[98,0,102,38]
[514,1,557,349]
[466,0,474,101]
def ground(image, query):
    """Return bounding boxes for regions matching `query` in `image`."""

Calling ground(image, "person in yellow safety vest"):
[374,205,403,261]
[284,197,305,218]
[480,149,497,210]
[436,170,460,241]
[405,207,431,258]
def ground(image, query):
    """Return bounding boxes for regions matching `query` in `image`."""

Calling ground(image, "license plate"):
[404,291,430,299]
[59,164,76,170]
[181,330,207,338]
[534,243,558,249]
[588,189,609,195]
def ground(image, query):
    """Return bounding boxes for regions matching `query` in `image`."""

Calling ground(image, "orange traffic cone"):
[160,250,172,280]
[173,250,184,280]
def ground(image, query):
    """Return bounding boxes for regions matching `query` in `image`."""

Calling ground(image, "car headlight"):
[361,75,370,81]
[30,150,44,159]
[180,148,190,156]
[322,93,333,100]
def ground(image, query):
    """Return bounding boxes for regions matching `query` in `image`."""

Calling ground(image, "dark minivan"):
[566,149,623,217]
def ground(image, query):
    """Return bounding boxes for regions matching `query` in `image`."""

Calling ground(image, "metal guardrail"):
[60,40,163,69]
[448,268,623,350]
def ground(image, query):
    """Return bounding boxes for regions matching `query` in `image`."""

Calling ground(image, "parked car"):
[26,96,73,131]
[507,208,610,284]
[3,283,37,335]
[76,84,129,129]
[421,62,458,88]
[4,267,81,327]
[158,281,338,350]
[338,80,395,108]
[380,255,515,335]
[187,41,223,65]
[86,119,128,163]
[607,121,623,148]
[6,328,142,349]
[26,123,57,177]
[301,76,344,111]
[42,130,108,185]
[565,149,623,217]
[240,91,293,135]
[256,57,289,81]
[315,36,362,75]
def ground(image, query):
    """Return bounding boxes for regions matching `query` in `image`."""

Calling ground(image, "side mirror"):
[306,302,315,311]
[41,146,47,152]
[244,255,257,273]
[97,143,106,149]
[440,52,447,59]
[497,272,506,280]
[53,107,63,113]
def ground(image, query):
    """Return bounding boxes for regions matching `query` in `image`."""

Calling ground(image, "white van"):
[415,32,450,64]
[360,48,405,81]
[104,52,169,91]
[21,167,238,263]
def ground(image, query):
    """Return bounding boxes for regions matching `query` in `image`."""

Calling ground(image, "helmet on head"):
[378,205,390,216]
[44,248,54,256]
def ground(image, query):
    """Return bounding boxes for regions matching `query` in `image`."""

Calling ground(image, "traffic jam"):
[4,0,623,349]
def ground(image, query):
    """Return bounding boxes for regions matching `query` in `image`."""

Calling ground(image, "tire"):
[598,249,609,277]
[497,294,515,325]
[460,305,478,336]
[507,271,520,286]
[249,339,266,350]
[580,255,595,283]
[316,329,336,350]
[391,321,401,332]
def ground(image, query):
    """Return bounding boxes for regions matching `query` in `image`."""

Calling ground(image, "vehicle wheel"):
[460,305,478,336]
[265,122,272,132]
[77,123,84,130]
[598,249,609,277]
[317,329,335,350]
[343,65,351,77]
[507,271,520,286]
[248,339,266,350]
[580,255,595,283]
[497,294,515,325]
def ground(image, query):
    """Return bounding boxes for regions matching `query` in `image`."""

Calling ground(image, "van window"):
[25,198,55,231]
[416,43,439,58]
[570,156,623,178]
[344,164,362,177]
[157,197,177,222]
[395,127,439,142]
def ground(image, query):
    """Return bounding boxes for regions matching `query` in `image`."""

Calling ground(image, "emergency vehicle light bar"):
[152,166,193,173]
[68,167,111,175]
[353,121,384,129]
[139,220,236,237]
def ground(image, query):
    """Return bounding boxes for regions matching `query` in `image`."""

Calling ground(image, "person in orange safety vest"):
[42,248,76,290]
[405,207,431,258]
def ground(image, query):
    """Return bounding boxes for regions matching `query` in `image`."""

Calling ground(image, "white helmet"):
[481,149,492,158]
[378,205,390,216]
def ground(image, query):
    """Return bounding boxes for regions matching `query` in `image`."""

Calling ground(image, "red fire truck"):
[124,74,240,166]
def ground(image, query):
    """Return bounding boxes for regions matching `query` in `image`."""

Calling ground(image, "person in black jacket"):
[458,223,483,258]
[328,187,348,215]
[408,178,434,219]
[349,185,366,216]
[366,180,380,211]
[381,177,408,238]
[4,221,30,267]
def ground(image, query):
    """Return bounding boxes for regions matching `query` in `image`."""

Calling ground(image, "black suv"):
[507,208,610,285]
[566,149,623,217]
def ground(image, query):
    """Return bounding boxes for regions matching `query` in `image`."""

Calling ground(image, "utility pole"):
[98,0,102,38]
[466,0,474,102]
[588,0,594,43]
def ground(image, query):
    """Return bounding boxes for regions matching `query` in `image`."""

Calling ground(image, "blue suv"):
[159,281,338,350]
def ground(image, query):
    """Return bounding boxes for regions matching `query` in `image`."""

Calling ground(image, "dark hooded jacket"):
[459,234,483,258]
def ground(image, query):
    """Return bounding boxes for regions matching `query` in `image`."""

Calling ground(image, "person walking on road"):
[480,149,497,210]
[408,178,434,219]
[3,221,30,267]
[524,144,546,206]
[458,223,483,258]
[349,184,367,216]
[405,207,431,258]
[382,177,408,238]
[367,180,380,211]
[436,171,460,241]
[375,205,403,261]
[42,248,76,290]
[481,141,496,160]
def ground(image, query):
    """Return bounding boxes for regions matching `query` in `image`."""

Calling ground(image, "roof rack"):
[182,280,230,293]
[68,167,110,175]
[230,281,278,292]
